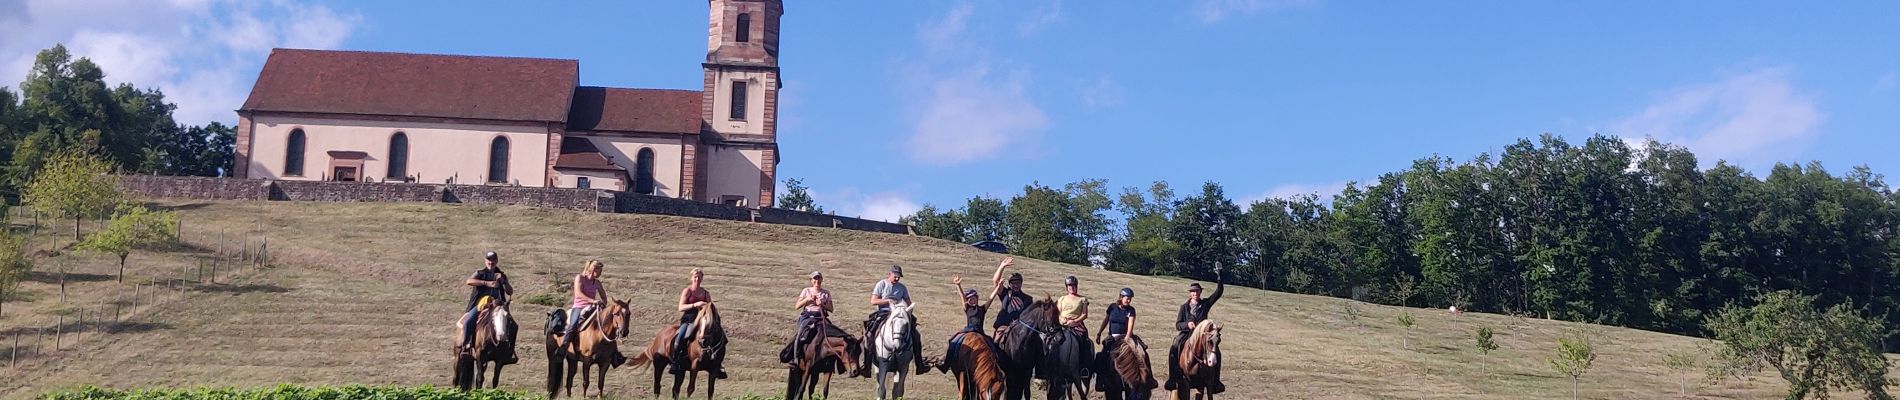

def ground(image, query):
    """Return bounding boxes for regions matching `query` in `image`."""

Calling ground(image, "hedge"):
[40,385,534,400]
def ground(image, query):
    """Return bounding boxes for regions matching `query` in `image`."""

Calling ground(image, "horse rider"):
[856,265,930,377]
[783,270,850,364]
[937,272,1000,374]
[1165,274,1225,394]
[1095,287,1151,391]
[556,260,609,353]
[461,251,514,353]
[671,268,716,376]
[1057,275,1094,376]
[988,257,1031,339]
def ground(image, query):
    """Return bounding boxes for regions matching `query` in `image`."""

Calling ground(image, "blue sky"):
[5,1,1898,221]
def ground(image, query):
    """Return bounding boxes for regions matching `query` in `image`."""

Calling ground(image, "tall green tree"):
[1171,182,1241,282]
[1005,183,1086,265]
[0,232,29,318]
[775,178,824,212]
[901,204,966,241]
[963,196,1008,242]
[1064,179,1115,264]
[1108,181,1177,276]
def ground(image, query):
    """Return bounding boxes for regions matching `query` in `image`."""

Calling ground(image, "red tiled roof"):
[240,48,579,123]
[553,137,624,171]
[566,87,704,134]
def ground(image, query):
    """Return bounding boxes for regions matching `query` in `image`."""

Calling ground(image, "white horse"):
[872,301,917,400]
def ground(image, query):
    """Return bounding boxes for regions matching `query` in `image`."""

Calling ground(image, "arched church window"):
[634,148,656,195]
[487,137,509,184]
[736,13,752,43]
[285,129,306,176]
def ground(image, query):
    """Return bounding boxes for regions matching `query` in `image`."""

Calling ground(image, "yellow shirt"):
[1058,295,1089,326]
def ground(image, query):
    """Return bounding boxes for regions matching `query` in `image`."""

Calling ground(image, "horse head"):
[490,304,512,343]
[611,299,632,339]
[1186,320,1223,369]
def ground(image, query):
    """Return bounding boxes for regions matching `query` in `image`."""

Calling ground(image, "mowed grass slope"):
[0,201,1851,399]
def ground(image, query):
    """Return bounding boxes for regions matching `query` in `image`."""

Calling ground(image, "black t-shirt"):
[1105,304,1136,336]
[964,304,988,332]
[993,289,1034,328]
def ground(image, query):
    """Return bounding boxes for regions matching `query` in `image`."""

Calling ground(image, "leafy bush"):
[40,384,534,400]
[524,292,561,308]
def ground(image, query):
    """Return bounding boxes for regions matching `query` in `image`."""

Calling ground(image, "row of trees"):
[0,44,235,199]
[901,134,1900,345]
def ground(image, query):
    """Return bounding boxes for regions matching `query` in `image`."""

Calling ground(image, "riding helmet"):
[1064,276,1078,287]
[484,251,498,261]
[1120,288,1134,298]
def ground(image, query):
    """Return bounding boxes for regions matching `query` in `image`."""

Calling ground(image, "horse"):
[1170,321,1223,400]
[452,303,519,391]
[544,298,632,399]
[869,301,918,400]
[995,300,1049,400]
[1022,299,1091,400]
[784,318,861,400]
[945,331,1007,400]
[1099,335,1156,400]
[628,302,728,400]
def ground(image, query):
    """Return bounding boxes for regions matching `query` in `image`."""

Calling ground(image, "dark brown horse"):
[1100,335,1155,400]
[545,299,632,399]
[1022,299,1090,400]
[1170,321,1222,400]
[784,319,861,400]
[995,299,1049,400]
[628,302,727,399]
[452,303,519,391]
[946,332,1006,400]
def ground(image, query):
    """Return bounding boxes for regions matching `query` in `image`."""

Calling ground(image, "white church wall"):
[583,135,685,198]
[246,114,551,186]
[704,146,764,207]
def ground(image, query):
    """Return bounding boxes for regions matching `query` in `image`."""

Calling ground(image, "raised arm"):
[989,256,1014,289]
[1205,281,1226,306]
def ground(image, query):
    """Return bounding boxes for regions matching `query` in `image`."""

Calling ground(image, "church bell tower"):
[697,0,782,207]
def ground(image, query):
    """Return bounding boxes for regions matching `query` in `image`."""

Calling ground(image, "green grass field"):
[0,201,1881,399]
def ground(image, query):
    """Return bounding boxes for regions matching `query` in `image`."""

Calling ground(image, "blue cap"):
[890,265,904,277]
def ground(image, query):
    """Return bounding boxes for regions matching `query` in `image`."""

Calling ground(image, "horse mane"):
[957,334,1006,398]
[1110,338,1150,388]
[1180,320,1221,373]
[1017,297,1060,332]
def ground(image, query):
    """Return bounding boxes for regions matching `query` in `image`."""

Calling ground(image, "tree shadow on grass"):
[190,282,291,295]
[0,321,172,337]
[149,202,216,211]
[23,271,113,284]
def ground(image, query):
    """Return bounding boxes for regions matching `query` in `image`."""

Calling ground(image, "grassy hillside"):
[0,201,1865,399]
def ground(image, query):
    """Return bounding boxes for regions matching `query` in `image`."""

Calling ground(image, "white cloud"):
[1192,0,1314,23]
[1017,0,1064,37]
[1607,67,1824,168]
[812,186,922,223]
[1241,180,1350,207]
[902,3,1049,166]
[0,0,362,126]
[1079,75,1125,110]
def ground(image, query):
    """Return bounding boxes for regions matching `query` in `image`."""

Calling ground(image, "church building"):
[231,0,785,207]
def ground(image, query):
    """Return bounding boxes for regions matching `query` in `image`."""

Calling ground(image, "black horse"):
[1023,300,1091,400]
[994,299,1049,400]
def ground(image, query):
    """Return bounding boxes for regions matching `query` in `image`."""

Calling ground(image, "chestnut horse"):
[1100,335,1156,400]
[784,319,861,400]
[628,302,728,399]
[545,299,632,398]
[452,303,518,391]
[945,331,1006,400]
[1170,321,1222,400]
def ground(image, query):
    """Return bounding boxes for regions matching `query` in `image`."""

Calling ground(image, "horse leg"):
[706,371,717,400]
[595,362,608,399]
[686,371,700,397]
[670,368,685,399]
[650,356,664,398]
[474,361,487,390]
[894,367,909,400]
[785,367,802,400]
